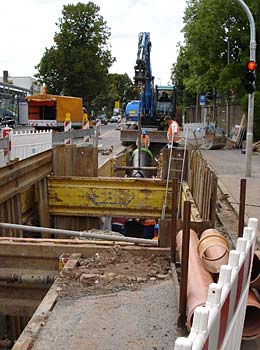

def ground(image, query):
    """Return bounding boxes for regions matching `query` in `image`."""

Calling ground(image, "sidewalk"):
[202,148,260,240]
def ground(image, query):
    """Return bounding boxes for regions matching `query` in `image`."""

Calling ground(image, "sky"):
[0,0,187,86]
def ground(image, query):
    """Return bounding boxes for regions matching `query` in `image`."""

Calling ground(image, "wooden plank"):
[38,178,51,238]
[209,173,218,226]
[120,129,168,143]
[73,146,98,177]
[158,219,171,248]
[181,182,201,221]
[0,150,53,204]
[20,188,36,224]
[54,215,100,235]
[0,239,170,260]
[53,145,98,177]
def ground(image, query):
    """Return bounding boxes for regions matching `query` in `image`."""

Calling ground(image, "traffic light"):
[243,61,257,94]
[206,91,213,101]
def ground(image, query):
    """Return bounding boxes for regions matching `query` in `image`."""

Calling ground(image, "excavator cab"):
[156,86,176,118]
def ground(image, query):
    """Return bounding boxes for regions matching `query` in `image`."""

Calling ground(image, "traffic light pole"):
[234,0,256,177]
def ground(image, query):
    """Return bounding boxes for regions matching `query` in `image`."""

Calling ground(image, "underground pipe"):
[0,222,158,246]
[129,148,156,178]
[0,273,56,285]
[197,229,230,274]
[176,229,213,328]
[242,289,260,340]
[250,250,260,289]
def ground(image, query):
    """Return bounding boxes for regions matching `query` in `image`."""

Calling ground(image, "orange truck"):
[26,94,84,130]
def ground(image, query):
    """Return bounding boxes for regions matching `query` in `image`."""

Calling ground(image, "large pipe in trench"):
[242,289,260,340]
[197,229,229,274]
[129,147,156,178]
[0,223,158,247]
[176,229,214,328]
[250,250,260,289]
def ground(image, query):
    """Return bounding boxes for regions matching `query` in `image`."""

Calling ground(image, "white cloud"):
[0,0,186,85]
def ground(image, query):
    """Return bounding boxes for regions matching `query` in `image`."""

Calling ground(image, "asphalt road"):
[97,123,125,166]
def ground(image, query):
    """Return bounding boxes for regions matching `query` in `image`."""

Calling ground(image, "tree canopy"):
[172,0,259,105]
[91,73,137,115]
[35,2,114,103]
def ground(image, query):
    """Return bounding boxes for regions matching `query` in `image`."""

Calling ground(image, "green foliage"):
[90,73,136,115]
[35,2,114,102]
[172,0,260,107]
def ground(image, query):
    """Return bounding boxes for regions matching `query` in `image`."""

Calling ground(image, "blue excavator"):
[122,32,176,144]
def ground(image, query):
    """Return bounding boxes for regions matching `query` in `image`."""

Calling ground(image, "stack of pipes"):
[176,226,260,340]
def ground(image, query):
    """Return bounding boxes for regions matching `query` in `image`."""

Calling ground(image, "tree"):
[91,73,137,115]
[172,0,260,105]
[35,2,114,104]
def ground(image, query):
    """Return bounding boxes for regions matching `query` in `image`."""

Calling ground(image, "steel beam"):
[48,176,172,218]
[52,129,94,144]
[120,129,168,143]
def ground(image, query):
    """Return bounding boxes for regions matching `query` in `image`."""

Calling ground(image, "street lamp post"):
[234,0,256,177]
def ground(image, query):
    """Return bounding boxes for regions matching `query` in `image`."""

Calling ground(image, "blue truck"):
[125,100,139,128]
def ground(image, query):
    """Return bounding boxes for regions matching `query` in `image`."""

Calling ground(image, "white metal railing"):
[174,217,258,350]
[183,123,206,142]
[9,129,52,161]
[0,127,94,166]
[0,149,5,167]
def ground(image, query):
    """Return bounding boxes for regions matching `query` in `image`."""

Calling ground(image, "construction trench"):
[0,143,259,349]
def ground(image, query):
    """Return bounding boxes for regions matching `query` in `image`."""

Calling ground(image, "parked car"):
[111,115,119,123]
[0,116,15,129]
[0,109,16,128]
[96,114,108,125]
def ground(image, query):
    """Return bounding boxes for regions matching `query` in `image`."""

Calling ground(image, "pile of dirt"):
[57,247,171,299]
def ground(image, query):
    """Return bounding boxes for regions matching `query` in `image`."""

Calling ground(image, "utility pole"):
[226,36,231,137]
[234,0,256,177]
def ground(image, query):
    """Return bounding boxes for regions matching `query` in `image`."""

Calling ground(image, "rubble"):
[57,248,170,299]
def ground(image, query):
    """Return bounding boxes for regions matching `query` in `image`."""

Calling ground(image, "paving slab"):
[32,279,178,350]
[202,149,260,240]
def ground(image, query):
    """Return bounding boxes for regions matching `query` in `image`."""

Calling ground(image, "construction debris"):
[57,249,171,299]
[252,140,260,153]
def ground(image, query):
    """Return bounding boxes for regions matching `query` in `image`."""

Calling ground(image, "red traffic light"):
[247,61,257,71]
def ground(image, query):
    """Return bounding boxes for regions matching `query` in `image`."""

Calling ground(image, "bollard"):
[64,112,72,145]
[116,115,122,130]
[238,178,246,237]
[1,126,12,163]
[94,119,101,147]
[82,113,90,143]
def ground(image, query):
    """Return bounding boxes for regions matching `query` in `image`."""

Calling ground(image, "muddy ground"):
[57,247,171,299]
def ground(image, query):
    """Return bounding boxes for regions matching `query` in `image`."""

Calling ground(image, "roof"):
[26,94,82,102]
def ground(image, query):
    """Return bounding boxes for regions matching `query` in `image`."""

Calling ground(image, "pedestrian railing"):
[183,122,206,142]
[0,128,94,166]
[174,217,258,350]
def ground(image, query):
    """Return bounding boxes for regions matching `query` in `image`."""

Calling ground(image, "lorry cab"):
[125,100,139,128]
